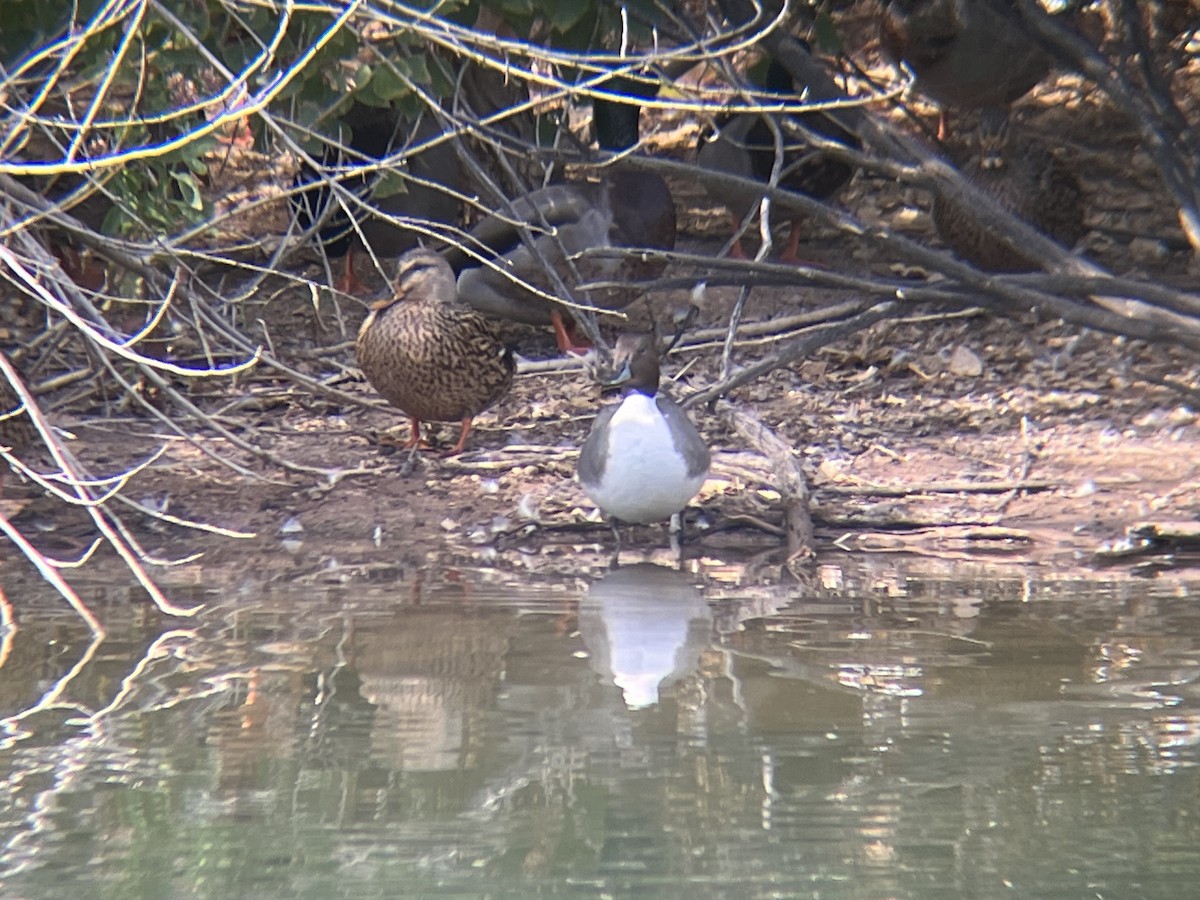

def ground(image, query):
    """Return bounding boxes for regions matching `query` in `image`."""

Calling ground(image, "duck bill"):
[599,360,634,395]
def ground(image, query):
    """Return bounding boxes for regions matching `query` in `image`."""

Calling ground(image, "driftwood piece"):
[841,525,1037,558]
[1095,521,1200,563]
[821,479,1056,497]
[716,400,813,559]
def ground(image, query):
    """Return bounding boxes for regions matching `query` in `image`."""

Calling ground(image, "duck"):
[293,102,464,295]
[576,333,709,527]
[879,0,1052,137]
[355,248,514,456]
[696,54,857,262]
[589,78,678,282]
[932,107,1086,271]
[446,79,676,353]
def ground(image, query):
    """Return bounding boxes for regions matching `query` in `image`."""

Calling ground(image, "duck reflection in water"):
[579,564,713,709]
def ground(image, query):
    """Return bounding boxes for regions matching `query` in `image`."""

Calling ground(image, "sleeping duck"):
[446,80,676,353]
[932,107,1085,271]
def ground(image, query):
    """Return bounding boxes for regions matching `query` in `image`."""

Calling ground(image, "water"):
[2,555,1199,898]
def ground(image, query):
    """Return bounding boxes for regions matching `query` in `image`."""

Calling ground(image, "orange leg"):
[379,418,431,450]
[728,213,750,260]
[443,417,474,456]
[780,219,803,264]
[334,247,366,295]
[407,418,424,449]
[779,219,825,268]
[550,311,592,356]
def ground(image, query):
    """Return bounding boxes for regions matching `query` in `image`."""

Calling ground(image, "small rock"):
[517,494,540,522]
[1128,236,1168,262]
[947,345,983,378]
[279,516,304,535]
[1168,406,1195,427]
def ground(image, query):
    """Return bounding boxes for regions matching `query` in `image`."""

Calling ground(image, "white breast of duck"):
[579,392,709,525]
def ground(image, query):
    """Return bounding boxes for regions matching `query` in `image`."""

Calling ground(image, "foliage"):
[0,0,668,238]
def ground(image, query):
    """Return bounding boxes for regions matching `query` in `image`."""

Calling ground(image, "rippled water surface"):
[2,556,1199,899]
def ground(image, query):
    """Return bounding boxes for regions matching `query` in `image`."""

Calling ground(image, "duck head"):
[390,248,459,307]
[601,333,661,397]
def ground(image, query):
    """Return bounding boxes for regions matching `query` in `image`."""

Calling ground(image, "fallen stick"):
[716,400,813,560]
[821,478,1057,497]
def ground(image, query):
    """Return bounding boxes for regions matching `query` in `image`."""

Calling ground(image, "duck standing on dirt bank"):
[356,248,514,456]
[697,54,857,262]
[449,80,676,353]
[932,107,1085,271]
[879,0,1052,137]
[577,333,709,530]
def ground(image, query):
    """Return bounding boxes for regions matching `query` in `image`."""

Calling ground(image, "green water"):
[1,558,1198,898]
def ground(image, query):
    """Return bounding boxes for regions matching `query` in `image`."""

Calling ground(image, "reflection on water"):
[1,558,1200,897]
[581,564,712,708]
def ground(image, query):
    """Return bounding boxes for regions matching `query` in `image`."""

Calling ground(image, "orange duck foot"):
[778,220,825,268]
[726,214,751,260]
[334,248,367,296]
[379,419,432,451]
[442,418,475,457]
[551,311,592,356]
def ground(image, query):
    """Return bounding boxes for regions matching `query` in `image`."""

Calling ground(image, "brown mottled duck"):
[932,107,1085,272]
[880,0,1052,137]
[356,248,514,456]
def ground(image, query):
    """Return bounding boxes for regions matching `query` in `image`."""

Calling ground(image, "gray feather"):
[577,404,619,488]
[656,396,710,479]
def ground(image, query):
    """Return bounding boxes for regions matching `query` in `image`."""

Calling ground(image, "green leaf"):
[170,171,204,211]
[365,64,410,104]
[372,170,411,201]
[811,11,844,56]
[351,62,373,92]
[541,0,593,36]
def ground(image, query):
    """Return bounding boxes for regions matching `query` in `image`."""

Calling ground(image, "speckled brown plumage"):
[933,109,1086,272]
[356,248,514,455]
[880,0,1051,115]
